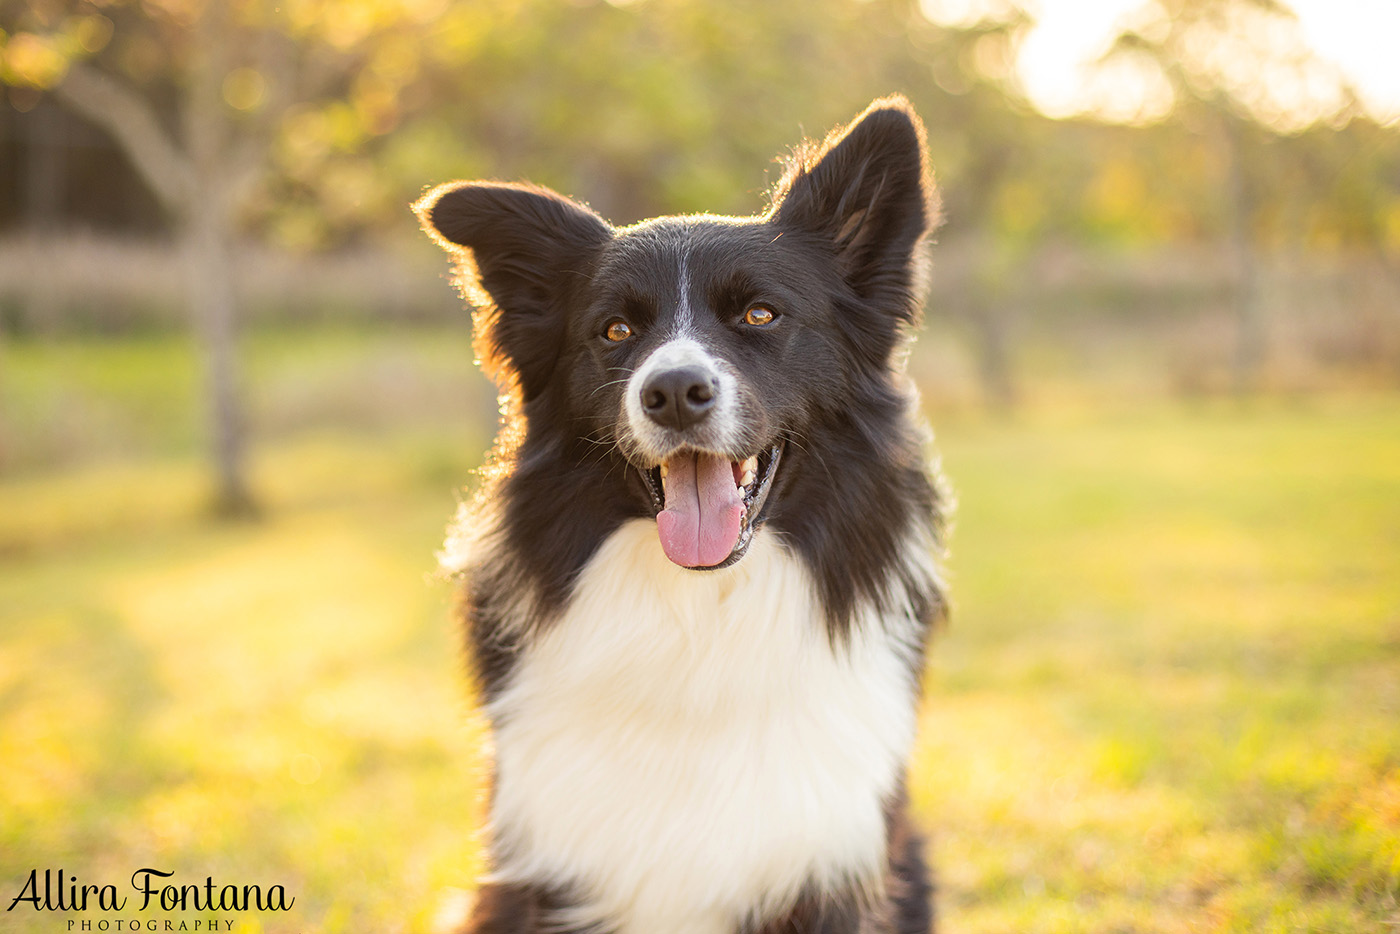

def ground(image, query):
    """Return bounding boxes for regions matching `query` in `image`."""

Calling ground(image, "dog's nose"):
[640,366,717,431]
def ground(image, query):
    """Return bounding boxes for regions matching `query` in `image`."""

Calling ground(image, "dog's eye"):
[604,320,633,342]
[743,306,776,327]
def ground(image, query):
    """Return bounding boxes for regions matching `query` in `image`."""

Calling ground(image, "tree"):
[1100,0,1362,392]
[0,0,431,513]
[916,7,1041,410]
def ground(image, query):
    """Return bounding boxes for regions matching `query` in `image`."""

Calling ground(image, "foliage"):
[2,0,1396,255]
[1096,0,1400,250]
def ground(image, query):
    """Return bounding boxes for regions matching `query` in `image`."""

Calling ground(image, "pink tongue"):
[656,452,744,568]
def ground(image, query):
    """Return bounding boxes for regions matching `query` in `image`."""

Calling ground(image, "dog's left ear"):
[414,181,613,400]
[771,96,937,316]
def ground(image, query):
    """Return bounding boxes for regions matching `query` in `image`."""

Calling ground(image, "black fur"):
[464,882,595,934]
[418,98,945,640]
[417,96,947,933]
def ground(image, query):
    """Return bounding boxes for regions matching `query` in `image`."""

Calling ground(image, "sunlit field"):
[2,333,1398,933]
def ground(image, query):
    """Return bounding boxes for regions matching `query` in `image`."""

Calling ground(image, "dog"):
[415,95,948,934]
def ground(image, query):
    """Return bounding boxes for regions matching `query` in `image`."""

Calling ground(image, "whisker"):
[588,376,633,399]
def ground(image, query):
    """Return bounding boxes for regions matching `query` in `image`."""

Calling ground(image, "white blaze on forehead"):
[674,246,693,332]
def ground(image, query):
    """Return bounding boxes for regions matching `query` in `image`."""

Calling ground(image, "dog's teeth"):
[739,456,758,490]
[660,463,668,479]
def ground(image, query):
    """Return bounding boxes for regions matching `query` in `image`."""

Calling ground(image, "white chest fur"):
[487,520,922,934]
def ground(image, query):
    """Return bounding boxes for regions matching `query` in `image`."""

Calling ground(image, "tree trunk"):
[1224,118,1265,394]
[52,25,260,517]
[184,1,256,516]
[970,295,1016,411]
[184,205,255,517]
[968,234,1019,411]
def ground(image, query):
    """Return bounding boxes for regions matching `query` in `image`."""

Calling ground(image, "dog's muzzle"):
[624,339,782,570]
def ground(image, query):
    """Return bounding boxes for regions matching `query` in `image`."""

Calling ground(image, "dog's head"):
[417,97,936,572]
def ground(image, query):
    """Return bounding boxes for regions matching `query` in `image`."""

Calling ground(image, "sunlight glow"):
[921,0,1400,126]
[1287,0,1400,123]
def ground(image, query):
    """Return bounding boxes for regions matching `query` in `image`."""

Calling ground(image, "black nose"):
[641,365,717,431]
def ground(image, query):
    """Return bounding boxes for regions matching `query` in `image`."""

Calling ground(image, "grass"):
[920,397,1400,932]
[0,325,486,473]
[1,332,1397,932]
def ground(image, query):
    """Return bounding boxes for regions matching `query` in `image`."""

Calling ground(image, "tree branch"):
[52,61,195,218]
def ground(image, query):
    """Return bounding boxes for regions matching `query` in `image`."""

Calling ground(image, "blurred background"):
[1,0,1397,931]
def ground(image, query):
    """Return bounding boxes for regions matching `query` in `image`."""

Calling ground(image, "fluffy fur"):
[417,96,948,934]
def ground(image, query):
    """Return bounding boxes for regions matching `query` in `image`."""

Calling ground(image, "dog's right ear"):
[414,182,613,399]
[770,96,936,326]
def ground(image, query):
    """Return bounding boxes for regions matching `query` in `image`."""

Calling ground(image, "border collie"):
[415,96,948,934]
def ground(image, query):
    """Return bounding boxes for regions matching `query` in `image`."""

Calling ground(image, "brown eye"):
[605,320,632,342]
[743,305,776,327]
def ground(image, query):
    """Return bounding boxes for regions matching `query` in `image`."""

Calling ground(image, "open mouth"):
[638,442,783,570]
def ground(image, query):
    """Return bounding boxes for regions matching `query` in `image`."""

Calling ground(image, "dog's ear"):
[414,182,613,399]
[771,96,937,318]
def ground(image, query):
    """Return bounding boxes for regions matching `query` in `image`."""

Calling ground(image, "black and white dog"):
[416,96,948,934]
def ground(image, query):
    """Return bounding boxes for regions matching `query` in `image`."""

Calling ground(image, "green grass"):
[0,434,492,932]
[0,325,487,473]
[1,334,1397,932]
[919,397,1400,933]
